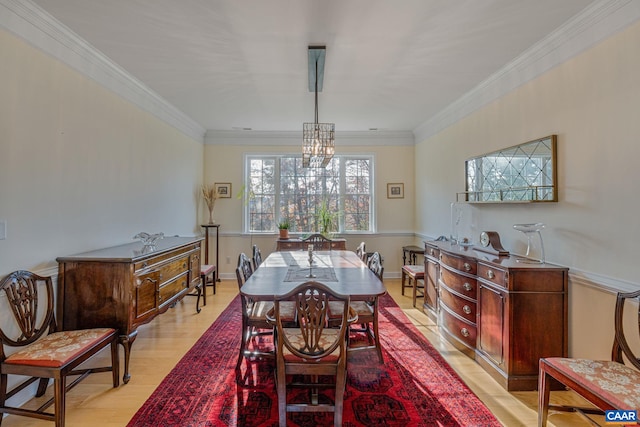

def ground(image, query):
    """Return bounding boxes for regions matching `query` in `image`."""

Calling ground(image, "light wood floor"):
[2,278,601,427]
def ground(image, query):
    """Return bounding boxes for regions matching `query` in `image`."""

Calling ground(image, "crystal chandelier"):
[303,46,335,168]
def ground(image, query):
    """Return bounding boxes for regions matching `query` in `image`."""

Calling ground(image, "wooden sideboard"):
[276,238,346,251]
[57,236,203,383]
[424,240,568,391]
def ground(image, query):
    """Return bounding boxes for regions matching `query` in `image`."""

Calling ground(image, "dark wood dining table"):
[240,250,386,300]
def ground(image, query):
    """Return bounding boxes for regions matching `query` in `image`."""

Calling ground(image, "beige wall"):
[0,29,204,275]
[415,20,640,359]
[203,143,418,277]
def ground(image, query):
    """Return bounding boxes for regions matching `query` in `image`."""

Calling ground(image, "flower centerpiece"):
[202,184,218,224]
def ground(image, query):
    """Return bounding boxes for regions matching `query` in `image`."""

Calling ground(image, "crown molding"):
[205,129,414,146]
[414,0,640,143]
[0,0,206,143]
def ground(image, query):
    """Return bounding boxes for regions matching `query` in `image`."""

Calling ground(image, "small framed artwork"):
[214,183,232,198]
[387,183,404,199]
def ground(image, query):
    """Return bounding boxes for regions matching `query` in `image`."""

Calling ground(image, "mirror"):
[459,135,557,203]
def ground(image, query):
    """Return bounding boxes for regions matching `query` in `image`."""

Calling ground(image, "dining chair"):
[538,289,640,426]
[252,244,263,270]
[0,270,120,427]
[343,251,384,363]
[302,233,332,250]
[235,253,269,370]
[355,241,366,263]
[401,263,425,307]
[267,281,357,427]
[235,253,296,372]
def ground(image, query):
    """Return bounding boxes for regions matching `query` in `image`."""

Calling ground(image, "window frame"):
[242,153,376,235]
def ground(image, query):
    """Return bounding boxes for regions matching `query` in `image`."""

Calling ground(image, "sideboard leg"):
[120,332,137,384]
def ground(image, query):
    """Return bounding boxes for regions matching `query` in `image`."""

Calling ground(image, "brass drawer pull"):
[463,282,473,292]
[487,270,495,279]
[463,305,472,315]
[463,262,471,271]
[461,328,470,337]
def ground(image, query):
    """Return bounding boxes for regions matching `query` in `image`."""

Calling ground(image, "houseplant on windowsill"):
[277,220,290,240]
[316,198,340,238]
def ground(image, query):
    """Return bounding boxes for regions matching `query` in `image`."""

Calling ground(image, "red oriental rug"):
[128,294,502,426]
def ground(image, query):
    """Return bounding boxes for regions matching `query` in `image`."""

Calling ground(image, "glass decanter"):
[513,223,546,263]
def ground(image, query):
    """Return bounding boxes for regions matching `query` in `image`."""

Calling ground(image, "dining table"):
[240,250,386,301]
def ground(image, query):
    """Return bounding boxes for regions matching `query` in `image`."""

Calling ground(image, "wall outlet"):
[226,256,231,264]
[0,220,6,240]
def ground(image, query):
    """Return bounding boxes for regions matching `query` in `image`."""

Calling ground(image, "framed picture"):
[214,183,232,198]
[387,183,404,199]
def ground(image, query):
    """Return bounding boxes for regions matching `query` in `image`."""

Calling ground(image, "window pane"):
[248,159,275,232]
[344,159,371,231]
[246,155,372,233]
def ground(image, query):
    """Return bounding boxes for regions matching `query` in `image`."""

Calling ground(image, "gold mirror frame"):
[458,135,557,203]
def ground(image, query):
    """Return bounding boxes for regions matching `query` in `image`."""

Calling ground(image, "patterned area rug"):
[127,294,502,426]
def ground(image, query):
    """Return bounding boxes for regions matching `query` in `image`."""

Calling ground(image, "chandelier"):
[303,46,335,168]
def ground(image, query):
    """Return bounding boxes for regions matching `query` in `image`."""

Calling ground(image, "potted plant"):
[277,219,290,240]
[316,199,340,237]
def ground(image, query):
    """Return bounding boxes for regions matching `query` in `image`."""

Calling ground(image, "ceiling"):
[31,0,595,134]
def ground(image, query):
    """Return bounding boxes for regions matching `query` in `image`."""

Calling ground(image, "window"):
[244,154,374,233]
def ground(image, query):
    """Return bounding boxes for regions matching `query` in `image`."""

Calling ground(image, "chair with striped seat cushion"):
[401,264,424,307]
[0,270,119,427]
[538,289,640,426]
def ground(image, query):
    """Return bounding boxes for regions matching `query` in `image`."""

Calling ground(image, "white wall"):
[0,28,203,274]
[415,19,640,359]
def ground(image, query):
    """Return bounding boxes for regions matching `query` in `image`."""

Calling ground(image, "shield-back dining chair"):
[0,270,120,427]
[267,281,357,427]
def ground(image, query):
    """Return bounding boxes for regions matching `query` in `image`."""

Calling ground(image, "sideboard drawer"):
[425,244,440,260]
[278,241,299,250]
[440,252,477,275]
[439,285,476,323]
[440,267,477,300]
[330,241,347,250]
[160,255,190,285]
[440,306,477,350]
[477,263,508,288]
[158,274,189,306]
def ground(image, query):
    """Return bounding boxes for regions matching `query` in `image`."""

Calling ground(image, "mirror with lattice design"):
[459,135,557,203]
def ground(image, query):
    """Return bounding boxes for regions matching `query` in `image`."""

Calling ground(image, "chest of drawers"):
[426,240,568,391]
[57,236,203,383]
